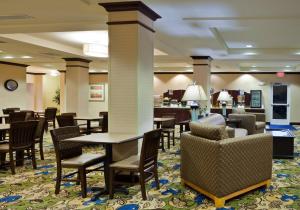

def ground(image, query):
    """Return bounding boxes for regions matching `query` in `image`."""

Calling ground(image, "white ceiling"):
[1,0,300,73]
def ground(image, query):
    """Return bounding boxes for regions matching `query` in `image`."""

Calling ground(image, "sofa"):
[228,113,266,135]
[197,113,248,137]
[180,122,273,207]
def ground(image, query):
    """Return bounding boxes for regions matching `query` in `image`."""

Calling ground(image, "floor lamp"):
[181,83,207,121]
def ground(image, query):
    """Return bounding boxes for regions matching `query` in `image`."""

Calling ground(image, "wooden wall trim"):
[0,61,29,68]
[63,58,91,63]
[26,72,46,75]
[107,21,155,33]
[99,1,161,21]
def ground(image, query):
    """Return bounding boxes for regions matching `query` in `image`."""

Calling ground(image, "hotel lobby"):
[0,0,299,209]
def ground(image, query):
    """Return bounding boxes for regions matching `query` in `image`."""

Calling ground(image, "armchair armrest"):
[228,114,256,135]
[217,133,273,197]
[248,112,266,122]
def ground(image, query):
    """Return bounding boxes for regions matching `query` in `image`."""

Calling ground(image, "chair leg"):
[53,120,56,129]
[9,151,15,175]
[160,135,165,152]
[55,166,62,194]
[31,147,37,169]
[167,132,170,149]
[79,167,87,198]
[139,173,147,200]
[0,153,6,165]
[154,164,160,190]
[172,131,175,146]
[109,167,114,199]
[39,142,44,160]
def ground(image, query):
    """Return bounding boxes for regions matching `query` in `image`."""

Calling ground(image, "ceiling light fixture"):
[251,69,258,72]
[252,65,257,68]
[83,43,108,58]
[246,44,253,48]
[3,55,14,59]
[285,65,291,68]
[49,70,60,77]
[21,55,32,59]
[244,52,256,55]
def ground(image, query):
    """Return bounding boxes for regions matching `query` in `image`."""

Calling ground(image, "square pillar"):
[191,56,213,109]
[100,1,161,135]
[64,58,91,116]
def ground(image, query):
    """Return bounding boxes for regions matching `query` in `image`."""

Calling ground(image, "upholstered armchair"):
[228,113,266,135]
[180,122,272,207]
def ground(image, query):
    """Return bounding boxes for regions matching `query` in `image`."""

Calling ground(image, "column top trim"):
[63,58,92,63]
[0,61,29,68]
[99,1,161,21]
[191,56,213,61]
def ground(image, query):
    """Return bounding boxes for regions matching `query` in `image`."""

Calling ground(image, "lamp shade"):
[181,84,207,101]
[217,90,231,102]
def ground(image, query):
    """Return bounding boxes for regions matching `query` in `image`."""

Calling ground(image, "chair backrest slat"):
[57,115,76,127]
[50,126,82,161]
[9,121,38,150]
[100,112,108,132]
[161,113,176,128]
[45,108,57,120]
[140,129,162,170]
[35,117,46,141]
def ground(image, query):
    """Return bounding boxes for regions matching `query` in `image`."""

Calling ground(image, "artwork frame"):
[250,90,262,108]
[89,83,105,101]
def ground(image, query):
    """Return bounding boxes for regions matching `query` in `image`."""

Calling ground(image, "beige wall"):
[0,63,28,110]
[42,75,60,110]
[154,74,193,95]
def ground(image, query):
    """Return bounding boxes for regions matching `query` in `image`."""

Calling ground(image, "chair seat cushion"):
[110,155,140,169]
[256,121,266,130]
[62,153,105,167]
[234,128,248,137]
[0,143,9,151]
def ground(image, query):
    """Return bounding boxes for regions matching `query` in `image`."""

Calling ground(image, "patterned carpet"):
[0,129,299,210]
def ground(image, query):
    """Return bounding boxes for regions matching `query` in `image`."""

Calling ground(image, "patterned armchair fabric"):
[181,128,273,197]
[228,113,266,135]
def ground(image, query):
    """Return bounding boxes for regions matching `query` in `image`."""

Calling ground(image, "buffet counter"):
[210,107,265,117]
[154,106,191,124]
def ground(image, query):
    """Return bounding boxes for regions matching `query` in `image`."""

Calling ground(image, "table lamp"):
[181,83,207,121]
[217,90,232,117]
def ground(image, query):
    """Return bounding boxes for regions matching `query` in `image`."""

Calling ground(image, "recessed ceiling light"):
[21,55,32,59]
[285,65,291,68]
[295,52,300,55]
[251,69,258,72]
[3,55,14,59]
[244,52,256,55]
[246,45,253,48]
[252,65,257,68]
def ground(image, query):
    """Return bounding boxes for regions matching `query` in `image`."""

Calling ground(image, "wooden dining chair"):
[0,121,38,174]
[109,129,162,200]
[161,113,176,149]
[57,115,87,134]
[20,110,35,121]
[34,117,46,160]
[50,126,106,198]
[44,107,57,132]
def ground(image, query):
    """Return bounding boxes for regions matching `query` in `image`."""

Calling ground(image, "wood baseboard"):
[181,178,271,208]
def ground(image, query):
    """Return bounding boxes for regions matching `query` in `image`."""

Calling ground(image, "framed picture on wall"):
[250,90,262,108]
[89,84,105,101]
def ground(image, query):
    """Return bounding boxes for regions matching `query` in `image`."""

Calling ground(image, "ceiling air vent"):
[0,15,34,21]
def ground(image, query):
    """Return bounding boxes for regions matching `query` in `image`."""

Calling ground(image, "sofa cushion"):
[256,121,266,130]
[234,128,248,137]
[190,122,228,140]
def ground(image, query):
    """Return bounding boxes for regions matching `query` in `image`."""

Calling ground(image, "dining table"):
[63,133,143,200]
[0,115,8,124]
[74,116,103,134]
